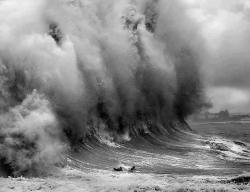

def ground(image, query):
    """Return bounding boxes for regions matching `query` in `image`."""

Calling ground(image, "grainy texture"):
[0,168,249,192]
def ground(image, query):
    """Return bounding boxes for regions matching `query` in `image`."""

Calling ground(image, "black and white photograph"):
[0,0,250,191]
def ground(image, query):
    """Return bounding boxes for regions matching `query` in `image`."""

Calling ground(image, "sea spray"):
[0,90,65,176]
[0,0,207,175]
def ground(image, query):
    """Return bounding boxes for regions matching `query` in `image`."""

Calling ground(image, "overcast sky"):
[182,0,250,113]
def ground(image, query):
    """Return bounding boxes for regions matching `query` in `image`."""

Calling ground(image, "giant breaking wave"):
[0,0,207,176]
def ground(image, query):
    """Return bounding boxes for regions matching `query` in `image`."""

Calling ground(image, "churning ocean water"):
[67,121,250,177]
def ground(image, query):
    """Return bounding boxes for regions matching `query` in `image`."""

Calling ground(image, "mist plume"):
[0,0,206,176]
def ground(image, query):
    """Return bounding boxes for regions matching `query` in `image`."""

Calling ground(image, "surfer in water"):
[113,164,136,172]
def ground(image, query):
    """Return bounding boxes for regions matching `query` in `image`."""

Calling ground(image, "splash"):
[0,0,207,176]
[0,90,65,176]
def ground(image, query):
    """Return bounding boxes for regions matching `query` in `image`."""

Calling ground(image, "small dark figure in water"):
[113,167,123,171]
[113,166,136,172]
[128,166,136,172]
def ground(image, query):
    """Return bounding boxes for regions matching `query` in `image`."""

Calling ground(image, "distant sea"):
[191,121,250,143]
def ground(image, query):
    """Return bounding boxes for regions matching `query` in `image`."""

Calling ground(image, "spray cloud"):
[0,0,206,175]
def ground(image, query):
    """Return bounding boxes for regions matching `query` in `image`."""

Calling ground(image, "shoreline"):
[0,167,249,192]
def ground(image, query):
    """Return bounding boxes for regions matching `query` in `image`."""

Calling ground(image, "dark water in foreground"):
[69,122,250,176]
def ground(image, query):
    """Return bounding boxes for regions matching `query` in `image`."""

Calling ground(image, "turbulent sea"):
[68,121,250,177]
[0,1,250,191]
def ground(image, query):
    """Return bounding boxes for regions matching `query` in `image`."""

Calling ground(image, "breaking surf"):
[67,122,250,177]
[0,1,249,185]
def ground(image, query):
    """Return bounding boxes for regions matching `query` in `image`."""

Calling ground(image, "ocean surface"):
[69,122,250,177]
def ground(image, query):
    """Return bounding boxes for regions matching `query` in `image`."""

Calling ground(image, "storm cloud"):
[185,0,250,112]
